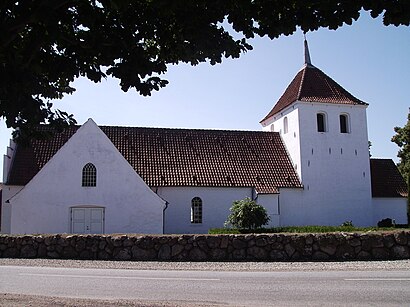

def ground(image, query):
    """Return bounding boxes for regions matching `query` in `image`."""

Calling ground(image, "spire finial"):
[304,33,312,65]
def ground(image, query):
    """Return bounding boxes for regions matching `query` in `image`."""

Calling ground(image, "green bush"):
[224,198,270,230]
[341,220,354,227]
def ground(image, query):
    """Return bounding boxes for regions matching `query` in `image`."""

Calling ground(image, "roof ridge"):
[99,125,272,134]
[32,123,277,135]
[297,64,309,100]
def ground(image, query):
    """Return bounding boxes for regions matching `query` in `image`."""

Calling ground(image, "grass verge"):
[209,225,409,234]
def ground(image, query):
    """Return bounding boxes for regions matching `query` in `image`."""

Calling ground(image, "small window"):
[317,113,326,132]
[82,163,97,187]
[340,114,349,133]
[283,117,289,134]
[191,197,202,224]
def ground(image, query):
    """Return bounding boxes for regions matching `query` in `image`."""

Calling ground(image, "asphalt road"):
[1,264,410,306]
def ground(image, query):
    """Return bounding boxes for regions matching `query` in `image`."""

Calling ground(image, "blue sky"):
[1,11,409,179]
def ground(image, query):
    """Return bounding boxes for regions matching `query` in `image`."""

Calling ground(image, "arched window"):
[283,117,289,134]
[191,197,202,224]
[317,113,326,132]
[82,163,97,187]
[340,114,349,133]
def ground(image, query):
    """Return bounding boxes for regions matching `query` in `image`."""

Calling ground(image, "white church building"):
[1,41,407,234]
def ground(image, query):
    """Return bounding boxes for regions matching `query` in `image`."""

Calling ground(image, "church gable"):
[5,119,166,234]
[8,119,165,199]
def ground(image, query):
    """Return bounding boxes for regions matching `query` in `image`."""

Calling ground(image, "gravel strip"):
[0,293,222,307]
[1,258,410,272]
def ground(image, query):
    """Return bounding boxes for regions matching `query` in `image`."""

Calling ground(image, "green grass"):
[209,225,409,234]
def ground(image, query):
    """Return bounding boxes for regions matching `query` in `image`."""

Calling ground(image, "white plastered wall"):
[372,198,408,225]
[3,139,16,183]
[256,194,280,227]
[1,185,23,233]
[4,119,166,234]
[263,102,373,226]
[1,140,18,232]
[297,103,372,226]
[158,186,254,234]
[262,104,301,176]
[275,188,305,226]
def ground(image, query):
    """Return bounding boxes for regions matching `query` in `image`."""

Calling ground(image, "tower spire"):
[304,34,312,65]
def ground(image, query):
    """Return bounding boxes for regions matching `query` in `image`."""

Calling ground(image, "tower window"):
[283,117,289,134]
[82,163,97,187]
[317,113,326,132]
[340,114,349,133]
[191,197,202,224]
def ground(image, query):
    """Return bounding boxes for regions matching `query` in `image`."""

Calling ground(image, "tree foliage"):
[392,111,410,224]
[225,198,270,230]
[392,112,410,180]
[1,0,409,140]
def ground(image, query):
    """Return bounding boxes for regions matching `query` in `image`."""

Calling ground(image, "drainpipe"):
[162,201,169,234]
[252,187,258,201]
[277,193,281,227]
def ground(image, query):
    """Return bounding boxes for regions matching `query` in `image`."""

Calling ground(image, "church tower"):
[260,39,373,226]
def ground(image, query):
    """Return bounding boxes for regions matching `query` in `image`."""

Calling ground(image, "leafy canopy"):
[391,111,410,224]
[225,197,270,230]
[1,0,409,140]
[392,112,410,180]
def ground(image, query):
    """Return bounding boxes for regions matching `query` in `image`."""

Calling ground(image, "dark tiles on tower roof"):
[261,64,367,122]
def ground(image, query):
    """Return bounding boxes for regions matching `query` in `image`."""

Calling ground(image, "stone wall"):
[0,231,409,261]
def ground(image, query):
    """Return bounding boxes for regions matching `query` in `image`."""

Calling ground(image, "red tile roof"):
[7,126,303,194]
[370,159,408,198]
[261,64,367,123]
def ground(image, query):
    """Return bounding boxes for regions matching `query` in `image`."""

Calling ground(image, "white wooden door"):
[71,208,104,234]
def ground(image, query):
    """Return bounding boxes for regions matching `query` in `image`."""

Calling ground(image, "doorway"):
[71,207,104,234]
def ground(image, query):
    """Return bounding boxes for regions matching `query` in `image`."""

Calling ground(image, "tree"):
[225,198,270,230]
[392,111,410,180]
[392,111,410,224]
[1,0,409,140]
